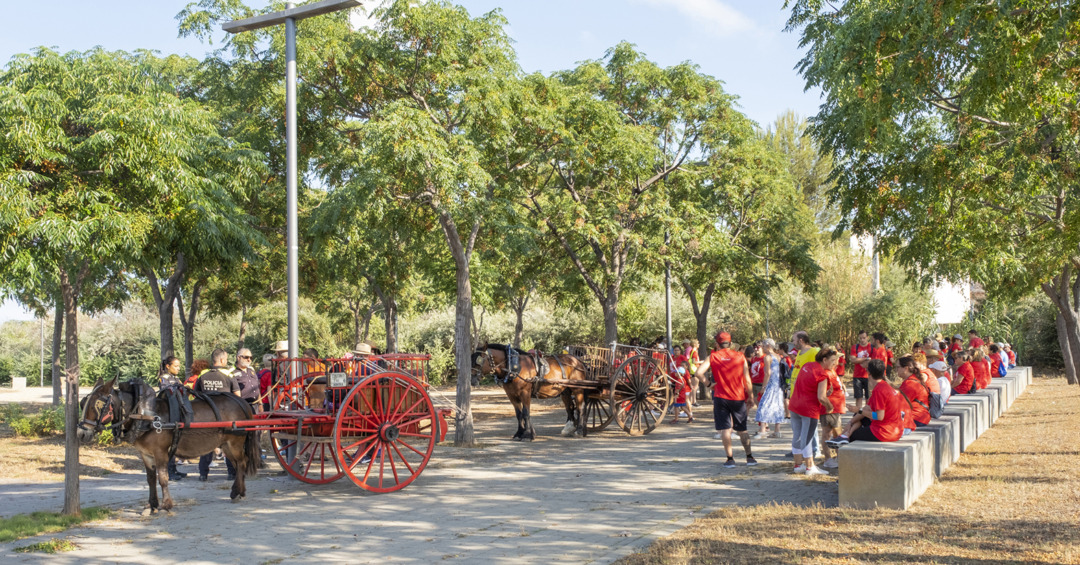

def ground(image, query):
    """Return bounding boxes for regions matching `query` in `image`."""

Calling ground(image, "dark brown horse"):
[472,345,589,440]
[77,377,259,513]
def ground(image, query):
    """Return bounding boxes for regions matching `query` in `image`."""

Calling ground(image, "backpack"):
[777,360,791,391]
[911,378,944,419]
[996,359,1007,377]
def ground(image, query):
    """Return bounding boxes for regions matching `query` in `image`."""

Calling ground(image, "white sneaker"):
[805,466,830,476]
[752,432,768,440]
[792,464,807,473]
[822,458,839,469]
[713,432,724,439]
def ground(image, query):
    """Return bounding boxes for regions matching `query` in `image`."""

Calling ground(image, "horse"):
[472,344,590,441]
[77,377,259,513]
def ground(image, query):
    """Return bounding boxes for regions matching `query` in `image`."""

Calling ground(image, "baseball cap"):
[715,331,731,344]
[928,361,948,371]
[953,334,963,340]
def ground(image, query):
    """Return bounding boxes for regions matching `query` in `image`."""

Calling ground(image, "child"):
[669,366,694,423]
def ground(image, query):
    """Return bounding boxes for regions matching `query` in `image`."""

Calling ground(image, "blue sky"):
[0,0,822,323]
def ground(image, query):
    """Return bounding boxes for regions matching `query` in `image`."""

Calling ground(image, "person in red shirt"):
[1005,344,1016,367]
[819,348,847,469]
[988,343,1004,377]
[950,334,964,354]
[968,330,984,349]
[950,351,976,394]
[748,343,766,401]
[694,332,757,468]
[828,359,903,445]
[897,356,935,427]
[834,346,846,378]
[972,349,992,390]
[787,348,836,475]
[847,331,873,411]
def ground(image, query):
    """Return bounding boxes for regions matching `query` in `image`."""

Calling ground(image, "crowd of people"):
[665,329,1017,474]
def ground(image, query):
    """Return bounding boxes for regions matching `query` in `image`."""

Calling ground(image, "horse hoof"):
[141,507,155,517]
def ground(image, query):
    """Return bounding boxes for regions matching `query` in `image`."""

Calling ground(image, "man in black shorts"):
[694,332,757,468]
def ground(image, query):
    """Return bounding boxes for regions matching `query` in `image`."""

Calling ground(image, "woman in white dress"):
[755,338,786,438]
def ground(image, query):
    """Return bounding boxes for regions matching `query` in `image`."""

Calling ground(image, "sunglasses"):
[238,355,252,360]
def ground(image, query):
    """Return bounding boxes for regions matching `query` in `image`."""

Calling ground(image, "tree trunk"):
[512,294,529,350]
[1042,266,1080,385]
[145,253,185,360]
[51,300,63,407]
[602,286,619,345]
[370,282,398,353]
[682,280,715,353]
[236,304,248,352]
[1056,311,1077,384]
[59,267,81,516]
[437,211,478,447]
[361,302,376,343]
[177,279,206,375]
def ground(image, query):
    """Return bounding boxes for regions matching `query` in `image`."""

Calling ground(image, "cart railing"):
[268,354,432,413]
[565,343,676,381]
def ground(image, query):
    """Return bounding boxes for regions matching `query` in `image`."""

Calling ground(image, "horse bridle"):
[79,387,123,436]
[473,348,499,380]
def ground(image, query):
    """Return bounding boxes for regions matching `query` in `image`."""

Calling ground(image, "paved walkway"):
[0,395,836,564]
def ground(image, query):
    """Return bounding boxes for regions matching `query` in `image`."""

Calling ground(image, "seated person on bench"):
[827,359,903,447]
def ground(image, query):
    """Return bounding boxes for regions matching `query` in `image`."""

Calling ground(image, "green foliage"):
[13,539,78,554]
[785,0,1080,369]
[0,507,111,543]
[5,406,65,437]
[95,429,115,447]
[944,295,1064,368]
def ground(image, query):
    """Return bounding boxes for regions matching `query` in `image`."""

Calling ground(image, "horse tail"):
[243,430,259,478]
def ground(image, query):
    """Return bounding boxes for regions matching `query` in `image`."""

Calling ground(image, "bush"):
[6,406,65,437]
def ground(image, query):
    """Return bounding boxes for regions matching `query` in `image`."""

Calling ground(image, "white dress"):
[756,356,785,424]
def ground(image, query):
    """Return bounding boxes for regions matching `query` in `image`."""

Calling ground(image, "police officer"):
[157,356,186,480]
[233,348,261,412]
[196,348,240,481]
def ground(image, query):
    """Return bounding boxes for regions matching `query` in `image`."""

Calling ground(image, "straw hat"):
[352,343,373,356]
[272,340,289,353]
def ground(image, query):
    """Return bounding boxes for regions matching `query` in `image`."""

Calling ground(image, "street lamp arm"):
[222,0,360,33]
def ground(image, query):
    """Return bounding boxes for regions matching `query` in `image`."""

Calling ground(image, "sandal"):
[669,418,680,424]
[686,417,694,423]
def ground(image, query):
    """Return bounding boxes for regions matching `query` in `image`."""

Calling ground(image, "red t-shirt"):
[954,362,976,394]
[672,354,688,373]
[749,355,765,384]
[871,345,889,367]
[850,343,872,379]
[835,352,846,377]
[921,369,941,394]
[949,342,963,353]
[709,349,749,402]
[990,356,1002,378]
[969,337,985,349]
[825,369,847,414]
[789,361,828,419]
[973,360,991,390]
[1007,350,1016,365]
[867,380,903,441]
[900,375,931,425]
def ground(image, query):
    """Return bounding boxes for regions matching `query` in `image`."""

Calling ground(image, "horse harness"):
[489,345,567,398]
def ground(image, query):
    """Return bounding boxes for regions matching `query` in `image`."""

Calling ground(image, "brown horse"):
[472,344,589,440]
[77,377,259,513]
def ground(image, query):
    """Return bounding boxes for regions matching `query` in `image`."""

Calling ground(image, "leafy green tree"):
[0,48,261,514]
[764,110,838,230]
[524,43,740,344]
[671,133,819,348]
[786,0,1080,383]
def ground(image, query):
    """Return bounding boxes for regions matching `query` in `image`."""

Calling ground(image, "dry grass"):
[0,407,143,481]
[618,372,1080,565]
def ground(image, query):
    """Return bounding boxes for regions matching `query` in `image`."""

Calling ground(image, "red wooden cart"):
[564,343,675,436]
[189,353,452,493]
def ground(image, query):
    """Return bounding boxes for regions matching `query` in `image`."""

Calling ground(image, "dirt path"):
[0,388,836,564]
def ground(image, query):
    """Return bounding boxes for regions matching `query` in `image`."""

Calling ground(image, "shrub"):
[6,406,65,437]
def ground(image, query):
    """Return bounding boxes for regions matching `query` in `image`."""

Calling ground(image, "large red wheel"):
[270,422,344,484]
[609,355,672,436]
[333,370,437,493]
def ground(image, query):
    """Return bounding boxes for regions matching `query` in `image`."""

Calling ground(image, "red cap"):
[715,332,731,344]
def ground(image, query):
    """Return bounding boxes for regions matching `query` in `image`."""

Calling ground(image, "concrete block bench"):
[974,387,1001,422]
[913,415,961,477]
[946,395,991,436]
[838,432,934,510]
[984,382,1010,414]
[942,402,978,451]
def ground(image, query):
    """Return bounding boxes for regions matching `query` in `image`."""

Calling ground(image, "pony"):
[472,344,589,440]
[77,377,259,513]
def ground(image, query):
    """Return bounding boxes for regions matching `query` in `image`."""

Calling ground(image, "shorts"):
[849,424,880,442]
[852,377,869,400]
[712,397,748,432]
[819,413,841,430]
[752,383,764,399]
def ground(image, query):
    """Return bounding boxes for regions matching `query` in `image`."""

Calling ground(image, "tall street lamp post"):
[223,0,361,358]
